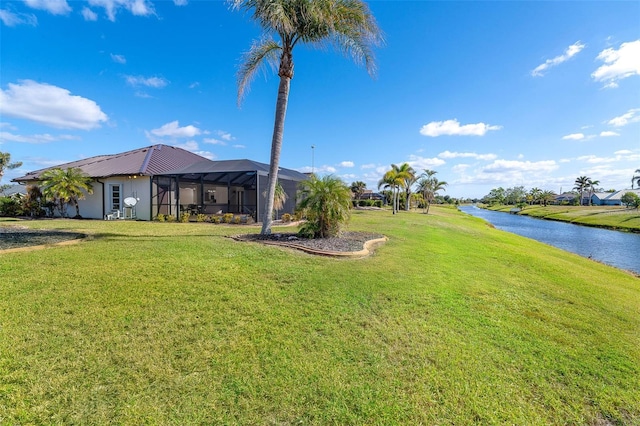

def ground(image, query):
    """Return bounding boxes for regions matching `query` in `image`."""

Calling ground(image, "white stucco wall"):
[76,176,152,220]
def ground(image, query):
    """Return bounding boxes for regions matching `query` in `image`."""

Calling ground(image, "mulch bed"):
[234,231,385,254]
[0,227,85,251]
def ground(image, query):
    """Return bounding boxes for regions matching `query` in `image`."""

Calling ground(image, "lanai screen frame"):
[150,169,302,221]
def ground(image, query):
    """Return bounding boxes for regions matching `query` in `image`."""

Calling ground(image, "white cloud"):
[562,133,585,140]
[577,155,616,164]
[483,159,557,173]
[407,155,446,170]
[110,53,126,64]
[149,121,201,138]
[88,0,155,21]
[341,173,357,180]
[173,0,187,5]
[360,163,376,169]
[203,138,226,146]
[607,108,640,127]
[0,131,79,143]
[215,130,234,141]
[297,165,337,174]
[81,7,97,20]
[170,140,215,160]
[0,80,107,130]
[531,41,586,77]
[0,9,37,26]
[438,150,497,161]
[420,119,502,137]
[614,150,632,155]
[452,164,470,173]
[125,75,168,88]
[592,40,640,88]
[339,161,354,168]
[134,91,152,99]
[600,131,619,137]
[232,144,245,149]
[23,0,71,15]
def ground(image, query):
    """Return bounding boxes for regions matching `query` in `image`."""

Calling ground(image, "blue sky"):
[1,0,639,198]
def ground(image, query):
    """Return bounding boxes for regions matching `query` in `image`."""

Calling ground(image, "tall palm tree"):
[40,167,93,218]
[0,151,22,182]
[350,180,367,201]
[632,169,640,189]
[399,164,416,211]
[378,169,399,214]
[587,179,600,206]
[263,181,288,219]
[573,176,590,206]
[232,0,383,235]
[417,176,447,214]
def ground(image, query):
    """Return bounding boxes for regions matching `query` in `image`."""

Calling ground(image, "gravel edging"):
[231,231,387,258]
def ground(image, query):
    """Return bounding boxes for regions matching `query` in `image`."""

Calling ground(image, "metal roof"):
[13,144,308,183]
[165,159,308,181]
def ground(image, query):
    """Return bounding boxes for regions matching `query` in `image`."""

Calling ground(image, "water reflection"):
[459,205,640,275]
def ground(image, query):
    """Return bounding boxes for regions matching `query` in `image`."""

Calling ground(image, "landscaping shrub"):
[223,213,234,224]
[281,213,292,223]
[165,215,176,222]
[155,214,166,222]
[180,212,190,223]
[196,214,207,222]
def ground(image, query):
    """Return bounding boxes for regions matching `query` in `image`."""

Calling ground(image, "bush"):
[297,175,351,238]
[281,213,292,223]
[211,216,221,224]
[155,214,166,222]
[223,213,234,224]
[180,212,190,223]
[196,214,207,222]
[0,196,24,217]
[621,192,640,209]
[165,215,176,222]
[374,200,382,208]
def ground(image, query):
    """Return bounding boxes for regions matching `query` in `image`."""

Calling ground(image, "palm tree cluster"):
[40,167,93,218]
[416,169,448,214]
[377,164,447,214]
[573,176,600,206]
[232,0,383,235]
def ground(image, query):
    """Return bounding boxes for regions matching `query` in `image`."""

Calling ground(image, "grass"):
[1,208,639,424]
[488,204,640,232]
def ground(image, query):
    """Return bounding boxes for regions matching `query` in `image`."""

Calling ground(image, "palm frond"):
[237,37,282,105]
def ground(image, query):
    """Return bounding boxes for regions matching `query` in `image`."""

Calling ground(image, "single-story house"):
[554,192,577,204]
[590,189,640,206]
[12,144,308,221]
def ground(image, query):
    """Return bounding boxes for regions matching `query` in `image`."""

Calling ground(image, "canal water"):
[458,205,640,275]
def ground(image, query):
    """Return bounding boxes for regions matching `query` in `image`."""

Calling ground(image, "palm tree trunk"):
[261,74,291,235]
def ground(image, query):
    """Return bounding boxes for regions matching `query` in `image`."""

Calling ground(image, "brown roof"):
[13,144,209,181]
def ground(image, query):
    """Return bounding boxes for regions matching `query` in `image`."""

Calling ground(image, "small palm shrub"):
[212,216,221,224]
[223,213,234,223]
[165,215,176,222]
[281,213,292,223]
[180,212,190,223]
[297,175,351,238]
[155,214,166,222]
[233,216,242,224]
[196,214,207,222]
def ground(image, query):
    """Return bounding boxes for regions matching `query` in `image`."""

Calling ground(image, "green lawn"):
[488,204,640,232]
[1,208,639,424]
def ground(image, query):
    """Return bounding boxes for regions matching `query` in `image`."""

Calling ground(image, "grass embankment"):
[488,204,640,232]
[1,209,639,424]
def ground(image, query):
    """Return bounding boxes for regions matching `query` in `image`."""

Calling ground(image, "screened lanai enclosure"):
[151,159,308,221]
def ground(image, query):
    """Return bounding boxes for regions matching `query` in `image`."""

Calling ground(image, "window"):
[110,184,121,211]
